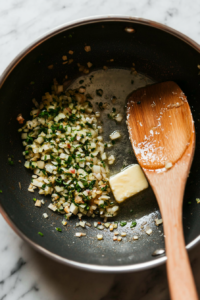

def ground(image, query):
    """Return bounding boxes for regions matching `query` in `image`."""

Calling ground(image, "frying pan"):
[1,16,200,272]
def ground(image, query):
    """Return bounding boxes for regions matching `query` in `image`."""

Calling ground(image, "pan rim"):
[1,15,200,273]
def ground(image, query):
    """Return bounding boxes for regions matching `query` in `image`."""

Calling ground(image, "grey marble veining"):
[1,0,200,299]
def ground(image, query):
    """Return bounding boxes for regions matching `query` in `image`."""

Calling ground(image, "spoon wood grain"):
[127,81,198,300]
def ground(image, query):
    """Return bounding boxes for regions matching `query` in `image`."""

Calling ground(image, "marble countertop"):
[1,0,200,299]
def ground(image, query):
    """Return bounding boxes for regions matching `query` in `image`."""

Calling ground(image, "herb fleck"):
[56,227,62,232]
[120,221,127,227]
[130,221,137,228]
[8,159,14,165]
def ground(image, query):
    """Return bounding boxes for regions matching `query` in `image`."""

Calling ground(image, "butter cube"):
[109,164,148,203]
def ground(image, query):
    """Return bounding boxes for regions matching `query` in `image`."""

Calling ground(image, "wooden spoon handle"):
[162,203,198,300]
[146,169,198,300]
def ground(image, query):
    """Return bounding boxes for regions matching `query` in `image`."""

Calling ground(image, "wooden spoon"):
[127,81,198,300]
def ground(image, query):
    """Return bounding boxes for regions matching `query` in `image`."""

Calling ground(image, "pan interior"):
[1,19,200,268]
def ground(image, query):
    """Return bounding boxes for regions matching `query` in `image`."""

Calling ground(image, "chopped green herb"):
[120,221,127,227]
[38,232,44,236]
[130,221,137,228]
[0,190,2,193]
[56,227,62,232]
[101,161,106,168]
[86,122,93,128]
[57,167,62,174]
[56,179,62,185]
[101,185,108,191]
[41,169,46,175]
[67,156,73,164]
[100,204,105,208]
[26,136,33,144]
[89,180,96,190]
[56,157,61,164]
[33,198,37,201]
[70,136,76,142]
[39,111,50,118]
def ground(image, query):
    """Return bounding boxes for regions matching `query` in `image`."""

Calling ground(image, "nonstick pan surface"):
[1,16,200,272]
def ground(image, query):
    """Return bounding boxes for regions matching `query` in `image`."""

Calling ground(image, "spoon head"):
[127,81,194,170]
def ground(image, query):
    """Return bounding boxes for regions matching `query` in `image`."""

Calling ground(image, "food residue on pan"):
[16,114,25,124]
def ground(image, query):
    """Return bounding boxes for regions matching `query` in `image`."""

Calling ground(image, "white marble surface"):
[1,0,200,299]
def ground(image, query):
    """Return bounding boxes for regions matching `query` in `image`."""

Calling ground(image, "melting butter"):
[109,164,148,203]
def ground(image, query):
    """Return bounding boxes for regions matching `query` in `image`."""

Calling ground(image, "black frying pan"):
[1,16,200,272]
